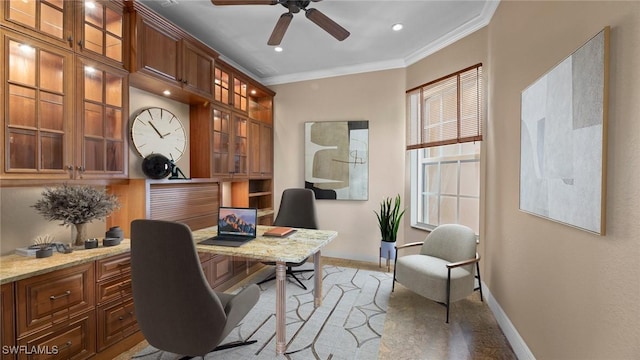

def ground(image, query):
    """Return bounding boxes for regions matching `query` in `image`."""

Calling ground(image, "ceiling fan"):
[210,0,350,46]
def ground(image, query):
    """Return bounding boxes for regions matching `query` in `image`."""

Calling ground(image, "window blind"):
[406,64,483,150]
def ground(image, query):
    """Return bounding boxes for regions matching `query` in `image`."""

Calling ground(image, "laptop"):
[198,207,258,247]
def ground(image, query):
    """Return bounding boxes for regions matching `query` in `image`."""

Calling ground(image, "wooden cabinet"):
[190,104,249,179]
[1,30,75,179]
[129,4,215,103]
[232,76,248,113]
[75,0,126,68]
[213,64,231,105]
[1,0,127,69]
[249,120,273,178]
[95,253,137,352]
[75,57,128,179]
[0,32,128,180]
[1,283,15,360]
[15,263,96,359]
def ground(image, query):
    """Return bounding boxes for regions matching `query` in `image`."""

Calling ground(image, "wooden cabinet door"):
[213,64,231,105]
[232,114,248,177]
[136,16,180,85]
[210,106,232,176]
[75,57,128,179]
[249,120,273,178]
[182,40,213,98]
[1,30,75,180]
[232,76,247,113]
[75,0,126,68]
[1,283,15,360]
[1,0,74,49]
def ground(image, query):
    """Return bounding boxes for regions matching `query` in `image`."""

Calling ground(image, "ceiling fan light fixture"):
[274,46,283,52]
[392,23,403,31]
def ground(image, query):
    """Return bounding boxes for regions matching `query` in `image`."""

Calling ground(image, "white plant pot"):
[380,241,396,260]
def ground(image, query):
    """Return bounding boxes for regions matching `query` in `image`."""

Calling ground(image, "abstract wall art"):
[519,27,609,235]
[305,121,369,200]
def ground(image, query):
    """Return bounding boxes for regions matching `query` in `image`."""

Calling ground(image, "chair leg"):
[214,340,258,351]
[475,262,484,302]
[288,270,308,290]
[256,272,276,286]
[392,247,398,292]
[176,340,258,359]
[446,268,451,323]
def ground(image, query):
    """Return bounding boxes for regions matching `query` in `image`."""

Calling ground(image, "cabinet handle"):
[50,290,71,300]
[78,40,83,49]
[67,36,73,47]
[76,166,85,173]
[58,340,72,350]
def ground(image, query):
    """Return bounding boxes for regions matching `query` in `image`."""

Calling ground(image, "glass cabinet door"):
[233,114,247,176]
[211,107,230,176]
[233,77,247,112]
[78,0,124,66]
[3,33,73,178]
[77,58,127,178]
[3,0,70,46]
[214,65,230,105]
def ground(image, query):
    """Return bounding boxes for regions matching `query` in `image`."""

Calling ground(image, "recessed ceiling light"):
[85,1,96,9]
[250,89,257,95]
[163,90,171,96]
[274,46,283,52]
[84,66,95,73]
[392,23,403,31]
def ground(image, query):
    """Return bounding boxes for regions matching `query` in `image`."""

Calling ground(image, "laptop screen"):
[218,207,257,237]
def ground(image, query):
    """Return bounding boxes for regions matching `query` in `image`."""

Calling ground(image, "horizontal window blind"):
[406,64,483,150]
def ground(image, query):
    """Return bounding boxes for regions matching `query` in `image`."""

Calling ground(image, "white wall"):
[271,68,407,262]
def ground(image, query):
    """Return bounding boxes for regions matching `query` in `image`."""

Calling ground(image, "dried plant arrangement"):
[32,184,119,246]
[31,234,54,249]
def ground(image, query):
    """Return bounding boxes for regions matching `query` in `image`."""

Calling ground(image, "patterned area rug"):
[132,265,392,359]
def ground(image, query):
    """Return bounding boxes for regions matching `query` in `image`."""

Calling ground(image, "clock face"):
[131,107,186,161]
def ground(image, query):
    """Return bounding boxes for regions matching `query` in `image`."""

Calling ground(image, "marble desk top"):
[0,239,132,285]
[194,226,338,263]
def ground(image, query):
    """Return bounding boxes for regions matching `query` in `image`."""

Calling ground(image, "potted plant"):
[32,185,119,247]
[375,194,405,260]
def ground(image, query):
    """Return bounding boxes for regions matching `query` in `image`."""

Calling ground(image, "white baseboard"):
[482,281,536,360]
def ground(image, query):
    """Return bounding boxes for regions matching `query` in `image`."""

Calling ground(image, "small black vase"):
[36,247,53,258]
[106,226,123,240]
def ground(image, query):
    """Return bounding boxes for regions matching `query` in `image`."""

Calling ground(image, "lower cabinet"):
[2,251,262,359]
[1,283,15,360]
[15,263,96,360]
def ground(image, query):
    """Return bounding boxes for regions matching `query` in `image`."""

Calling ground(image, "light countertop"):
[0,239,131,285]
[0,226,338,285]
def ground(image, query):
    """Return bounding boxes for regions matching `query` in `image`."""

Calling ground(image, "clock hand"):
[148,121,164,138]
[162,132,171,137]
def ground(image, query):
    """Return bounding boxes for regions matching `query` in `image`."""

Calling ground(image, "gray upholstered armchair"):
[392,224,483,323]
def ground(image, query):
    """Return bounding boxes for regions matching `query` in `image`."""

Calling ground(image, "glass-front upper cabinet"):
[76,57,128,178]
[214,65,230,105]
[2,0,72,47]
[1,1,125,67]
[2,31,74,179]
[76,0,124,67]
[233,76,247,113]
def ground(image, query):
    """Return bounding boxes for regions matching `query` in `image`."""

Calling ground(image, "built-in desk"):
[193,225,338,355]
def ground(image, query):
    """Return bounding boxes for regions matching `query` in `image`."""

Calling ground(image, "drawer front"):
[95,254,131,282]
[17,264,94,337]
[2,283,16,360]
[17,311,96,360]
[198,252,211,263]
[96,277,132,305]
[96,298,138,351]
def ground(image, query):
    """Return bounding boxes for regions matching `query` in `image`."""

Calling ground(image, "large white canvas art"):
[520,27,609,235]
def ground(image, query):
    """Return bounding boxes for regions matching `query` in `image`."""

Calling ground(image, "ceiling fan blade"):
[211,0,277,5]
[305,8,350,41]
[267,13,293,46]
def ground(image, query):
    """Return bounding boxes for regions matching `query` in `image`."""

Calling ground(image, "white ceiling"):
[138,0,499,85]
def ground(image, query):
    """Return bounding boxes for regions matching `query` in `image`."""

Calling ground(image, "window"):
[407,64,483,233]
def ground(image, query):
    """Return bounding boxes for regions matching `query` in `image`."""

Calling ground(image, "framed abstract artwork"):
[519,27,609,235]
[305,121,369,200]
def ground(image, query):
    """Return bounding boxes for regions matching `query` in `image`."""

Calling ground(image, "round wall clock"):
[130,107,187,161]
